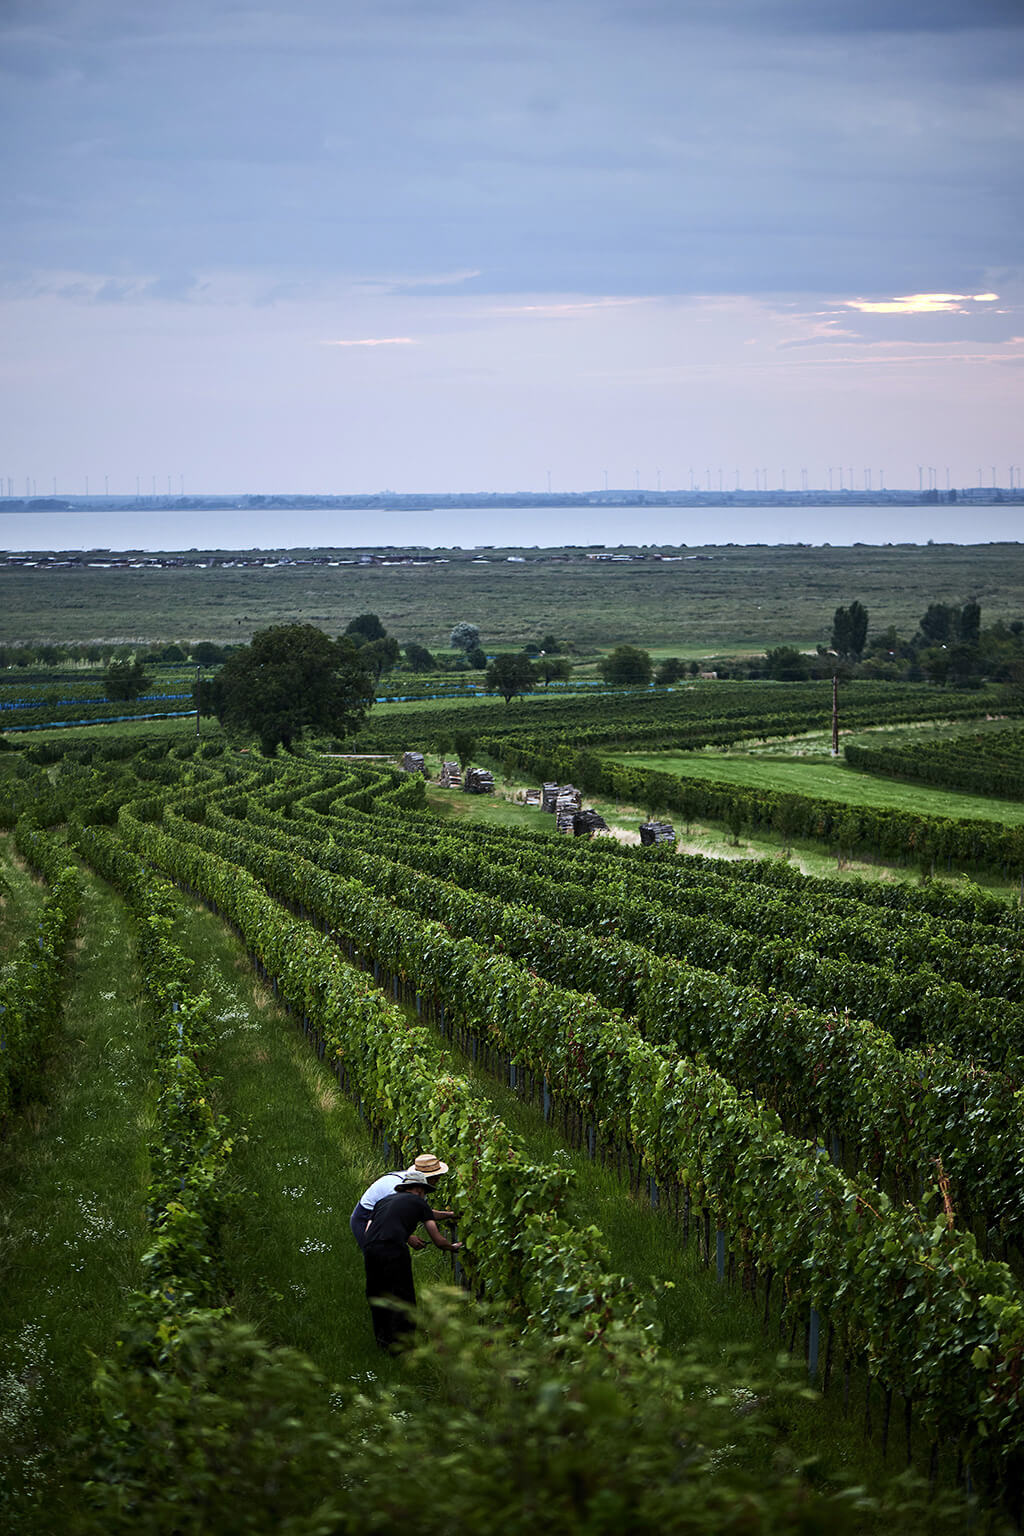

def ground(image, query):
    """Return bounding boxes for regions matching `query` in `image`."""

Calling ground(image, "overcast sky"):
[1,0,1022,512]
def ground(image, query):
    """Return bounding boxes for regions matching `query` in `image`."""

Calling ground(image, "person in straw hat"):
[362,1169,462,1350]
[349,1151,453,1252]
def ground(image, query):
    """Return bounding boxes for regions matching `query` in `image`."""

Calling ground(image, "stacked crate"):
[572,809,608,837]
[554,785,582,834]
[541,782,560,812]
[401,751,428,777]
[464,767,495,794]
[639,820,676,846]
[438,760,462,787]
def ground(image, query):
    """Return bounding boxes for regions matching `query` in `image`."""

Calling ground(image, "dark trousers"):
[364,1246,416,1350]
[350,1203,372,1250]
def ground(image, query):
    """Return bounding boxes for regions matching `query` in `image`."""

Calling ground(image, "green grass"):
[610,748,1024,826]
[3,542,1024,651]
[0,864,155,1527]
[0,720,220,754]
[168,893,418,1387]
[0,836,45,962]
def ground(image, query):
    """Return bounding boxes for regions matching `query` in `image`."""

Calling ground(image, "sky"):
[1,0,1023,523]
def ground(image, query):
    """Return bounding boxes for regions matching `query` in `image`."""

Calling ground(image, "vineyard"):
[1,724,1024,1530]
[0,667,202,733]
[847,726,1024,802]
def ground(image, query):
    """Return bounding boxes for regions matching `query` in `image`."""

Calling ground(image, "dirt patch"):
[605,826,641,846]
[315,1079,341,1113]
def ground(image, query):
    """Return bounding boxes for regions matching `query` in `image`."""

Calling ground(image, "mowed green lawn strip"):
[0,865,155,1525]
[168,894,413,1387]
[0,834,46,961]
[611,749,1024,825]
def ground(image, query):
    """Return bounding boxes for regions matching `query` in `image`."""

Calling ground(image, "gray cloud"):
[1,0,1021,298]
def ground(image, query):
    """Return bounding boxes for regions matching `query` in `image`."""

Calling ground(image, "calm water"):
[0,503,1020,553]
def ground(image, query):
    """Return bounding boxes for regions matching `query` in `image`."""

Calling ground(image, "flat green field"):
[610,747,1024,825]
[2,541,1023,651]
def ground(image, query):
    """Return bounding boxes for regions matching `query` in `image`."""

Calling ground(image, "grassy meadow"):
[2,541,1023,652]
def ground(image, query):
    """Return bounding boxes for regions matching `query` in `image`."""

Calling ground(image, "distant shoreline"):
[2,489,1019,517]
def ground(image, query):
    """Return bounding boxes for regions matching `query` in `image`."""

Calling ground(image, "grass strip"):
[166,890,451,1386]
[0,835,45,962]
[0,865,154,1528]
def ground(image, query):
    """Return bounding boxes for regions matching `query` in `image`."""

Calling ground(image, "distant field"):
[2,541,1023,650]
[610,747,1024,825]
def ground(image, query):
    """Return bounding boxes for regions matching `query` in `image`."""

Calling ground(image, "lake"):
[0,502,1019,553]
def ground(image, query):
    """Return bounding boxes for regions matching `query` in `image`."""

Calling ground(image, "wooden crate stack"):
[438,760,462,787]
[554,785,582,833]
[572,808,608,837]
[639,820,676,846]
[401,750,428,778]
[541,782,560,812]
[464,766,495,794]
[523,788,541,807]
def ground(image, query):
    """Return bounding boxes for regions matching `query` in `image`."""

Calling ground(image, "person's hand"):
[408,1234,427,1250]
[450,1241,462,1251]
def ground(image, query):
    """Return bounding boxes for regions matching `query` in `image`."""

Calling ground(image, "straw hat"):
[406,1152,449,1178]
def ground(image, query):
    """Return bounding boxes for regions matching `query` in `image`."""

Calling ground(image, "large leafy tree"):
[599,645,652,685]
[404,642,436,672]
[450,621,481,652]
[485,652,537,704]
[345,612,388,644]
[206,624,374,754]
[105,655,152,701]
[830,601,868,658]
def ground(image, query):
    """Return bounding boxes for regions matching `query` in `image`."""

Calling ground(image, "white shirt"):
[359,1172,404,1211]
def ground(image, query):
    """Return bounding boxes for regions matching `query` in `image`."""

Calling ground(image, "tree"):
[959,600,981,645]
[345,613,387,645]
[831,601,868,658]
[452,729,475,766]
[654,657,686,685]
[466,645,488,670]
[919,603,956,646]
[359,636,400,680]
[538,656,572,686]
[404,642,436,673]
[538,633,561,655]
[105,655,152,701]
[192,641,229,666]
[599,646,652,685]
[765,646,810,681]
[450,621,481,652]
[486,652,537,704]
[206,624,374,755]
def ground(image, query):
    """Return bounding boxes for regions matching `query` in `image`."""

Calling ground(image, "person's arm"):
[423,1218,461,1252]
